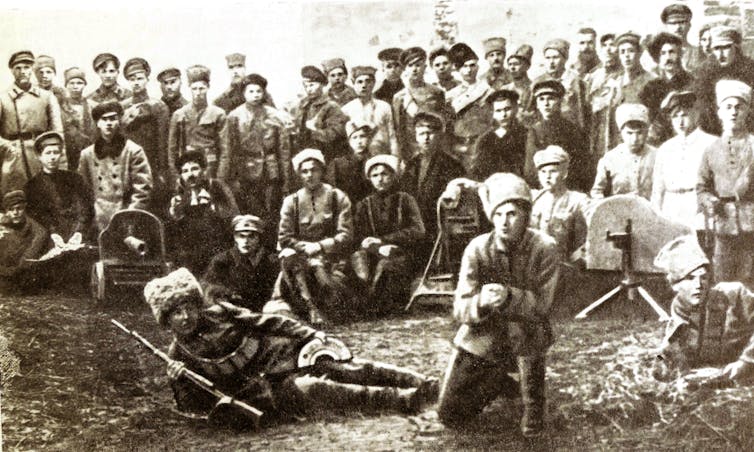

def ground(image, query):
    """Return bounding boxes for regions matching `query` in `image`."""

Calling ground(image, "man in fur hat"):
[145,267,439,426]
[437,173,561,437]
[322,58,357,106]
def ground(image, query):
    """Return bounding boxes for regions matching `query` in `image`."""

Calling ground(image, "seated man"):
[437,173,560,438]
[269,149,354,325]
[531,146,588,260]
[24,131,94,244]
[0,191,49,292]
[203,215,277,312]
[352,155,425,315]
[652,236,754,383]
[325,120,375,206]
[145,268,439,426]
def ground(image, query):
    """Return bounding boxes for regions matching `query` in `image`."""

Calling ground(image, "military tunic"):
[213,83,275,113]
[392,83,448,160]
[373,78,404,104]
[446,81,493,170]
[341,98,398,156]
[524,115,592,192]
[292,93,348,162]
[162,95,189,117]
[86,84,132,106]
[120,93,170,187]
[61,97,94,171]
[168,103,227,183]
[501,77,532,112]
[480,69,511,91]
[529,70,590,131]
[325,153,371,206]
[591,142,657,200]
[434,77,461,93]
[0,214,48,278]
[325,85,358,106]
[203,246,277,311]
[531,189,588,258]
[470,123,528,181]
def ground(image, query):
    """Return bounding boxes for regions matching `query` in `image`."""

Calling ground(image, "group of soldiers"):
[4,1,754,439]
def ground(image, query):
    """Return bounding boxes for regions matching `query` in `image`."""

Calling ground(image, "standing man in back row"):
[87,53,131,106]
[214,53,275,113]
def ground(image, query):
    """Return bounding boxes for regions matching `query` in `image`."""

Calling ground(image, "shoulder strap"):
[366,197,376,236]
[293,193,299,237]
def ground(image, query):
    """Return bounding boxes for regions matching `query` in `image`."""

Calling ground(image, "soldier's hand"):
[279,247,297,259]
[167,360,186,380]
[479,283,509,311]
[303,242,323,256]
[722,360,754,381]
[170,195,182,209]
[305,119,318,131]
[361,237,382,249]
[378,245,398,257]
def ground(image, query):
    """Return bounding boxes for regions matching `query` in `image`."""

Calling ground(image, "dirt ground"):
[0,278,752,451]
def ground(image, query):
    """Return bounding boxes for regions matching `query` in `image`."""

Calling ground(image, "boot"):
[294,270,327,326]
[351,250,371,285]
[519,356,546,438]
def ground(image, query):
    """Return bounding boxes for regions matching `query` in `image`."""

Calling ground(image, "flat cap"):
[654,235,708,283]
[486,89,520,105]
[661,3,692,23]
[34,55,56,72]
[8,50,35,69]
[33,131,64,154]
[292,148,326,171]
[507,44,533,64]
[351,65,377,81]
[232,214,264,233]
[92,53,120,71]
[174,149,207,170]
[377,47,403,62]
[716,79,752,105]
[2,190,26,210]
[91,101,124,122]
[240,73,268,90]
[156,67,181,83]
[400,47,427,66]
[710,25,742,47]
[225,53,246,67]
[186,65,211,84]
[322,57,347,75]
[448,42,479,69]
[615,103,649,129]
[532,78,566,98]
[123,57,151,78]
[660,90,696,114]
[615,32,642,49]
[64,67,86,84]
[533,145,570,169]
[301,65,327,84]
[482,37,506,56]
[364,154,400,178]
[544,39,570,59]
[414,111,445,131]
[346,119,375,137]
[647,32,683,62]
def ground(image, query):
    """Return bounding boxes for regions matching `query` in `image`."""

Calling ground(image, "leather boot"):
[294,270,326,325]
[519,356,546,437]
[351,250,371,284]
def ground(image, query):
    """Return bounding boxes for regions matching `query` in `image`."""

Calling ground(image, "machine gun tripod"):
[575,219,670,321]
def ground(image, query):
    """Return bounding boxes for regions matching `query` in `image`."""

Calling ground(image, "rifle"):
[111,319,263,427]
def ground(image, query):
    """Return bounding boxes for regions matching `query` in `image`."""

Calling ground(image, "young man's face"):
[543,49,565,76]
[576,33,596,55]
[97,61,119,88]
[189,81,209,104]
[382,60,402,81]
[168,301,201,338]
[180,161,204,188]
[712,44,736,68]
[5,203,26,225]
[718,96,749,131]
[459,59,479,84]
[536,93,561,120]
[299,160,323,191]
[127,72,148,95]
[486,50,506,72]
[670,107,696,136]
[621,123,647,153]
[492,201,529,244]
[97,113,121,140]
[506,57,528,79]
[160,76,182,99]
[492,98,517,129]
[672,267,710,308]
[538,164,567,191]
[618,43,639,71]
[66,78,86,97]
[666,18,691,41]
[431,55,452,79]
[243,83,265,105]
[12,63,33,87]
[39,145,62,173]
[415,124,437,152]
[302,79,323,97]
[659,43,682,73]
[229,63,246,83]
[406,60,426,82]
[700,30,712,55]
[353,75,375,97]
[234,230,261,255]
[348,129,371,155]
[36,67,56,89]
[369,164,395,193]
[601,38,618,62]
[327,68,347,89]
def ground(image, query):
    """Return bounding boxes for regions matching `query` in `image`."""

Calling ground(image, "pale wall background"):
[0,0,714,107]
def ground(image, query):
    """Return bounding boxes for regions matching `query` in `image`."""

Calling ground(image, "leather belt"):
[7,132,38,141]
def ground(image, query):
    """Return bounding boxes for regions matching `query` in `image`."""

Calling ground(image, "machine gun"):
[111,319,263,428]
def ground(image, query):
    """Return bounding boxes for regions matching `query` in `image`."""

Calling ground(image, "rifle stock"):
[110,319,263,425]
